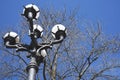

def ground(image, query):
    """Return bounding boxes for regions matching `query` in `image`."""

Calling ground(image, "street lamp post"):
[3,4,67,80]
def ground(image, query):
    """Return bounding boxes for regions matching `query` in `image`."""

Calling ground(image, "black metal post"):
[27,56,38,80]
[27,18,38,80]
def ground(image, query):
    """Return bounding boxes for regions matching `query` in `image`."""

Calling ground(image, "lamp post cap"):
[52,24,67,39]
[22,4,40,20]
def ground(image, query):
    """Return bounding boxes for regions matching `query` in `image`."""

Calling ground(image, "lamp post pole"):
[3,4,67,80]
[27,56,38,80]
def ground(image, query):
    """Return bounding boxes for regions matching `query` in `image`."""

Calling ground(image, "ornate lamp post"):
[3,4,67,80]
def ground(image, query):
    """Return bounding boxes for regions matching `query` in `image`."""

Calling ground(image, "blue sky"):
[0,0,120,34]
[0,0,120,80]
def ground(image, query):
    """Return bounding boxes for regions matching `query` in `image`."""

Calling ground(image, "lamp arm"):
[38,35,64,48]
[16,44,31,52]
[51,35,64,45]
[5,41,31,52]
[5,41,18,48]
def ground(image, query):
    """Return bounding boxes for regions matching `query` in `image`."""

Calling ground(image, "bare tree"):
[0,7,120,80]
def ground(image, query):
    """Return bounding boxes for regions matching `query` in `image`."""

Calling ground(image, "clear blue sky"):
[0,0,120,34]
[0,1,120,80]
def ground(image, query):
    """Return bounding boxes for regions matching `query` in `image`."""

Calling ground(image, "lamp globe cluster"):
[2,3,67,80]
